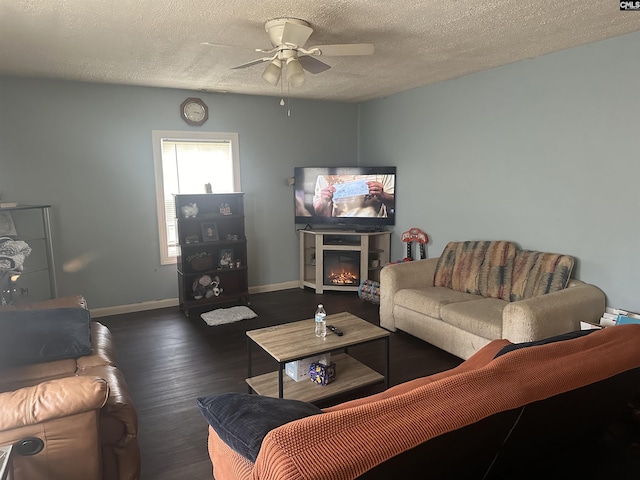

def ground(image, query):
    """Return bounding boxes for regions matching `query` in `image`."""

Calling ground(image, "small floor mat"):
[201,306,258,326]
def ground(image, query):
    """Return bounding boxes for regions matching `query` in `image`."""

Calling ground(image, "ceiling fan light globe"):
[261,59,282,85]
[286,57,305,87]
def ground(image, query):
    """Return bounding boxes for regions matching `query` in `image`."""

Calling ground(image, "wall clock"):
[180,97,209,126]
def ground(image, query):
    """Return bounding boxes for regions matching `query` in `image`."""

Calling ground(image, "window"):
[152,130,240,264]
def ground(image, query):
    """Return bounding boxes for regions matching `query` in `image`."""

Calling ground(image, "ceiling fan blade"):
[298,56,331,74]
[281,21,314,47]
[231,57,270,70]
[201,42,249,48]
[309,43,375,56]
[202,42,276,54]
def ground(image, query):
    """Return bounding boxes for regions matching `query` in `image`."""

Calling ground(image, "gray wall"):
[359,30,640,313]
[2,30,638,313]
[0,78,358,308]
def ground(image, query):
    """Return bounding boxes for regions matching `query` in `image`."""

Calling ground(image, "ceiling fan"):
[205,18,375,87]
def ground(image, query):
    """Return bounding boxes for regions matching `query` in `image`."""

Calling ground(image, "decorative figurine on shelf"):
[219,203,231,215]
[181,203,199,218]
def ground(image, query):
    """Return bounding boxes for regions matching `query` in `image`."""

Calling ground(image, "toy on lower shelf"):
[309,361,336,386]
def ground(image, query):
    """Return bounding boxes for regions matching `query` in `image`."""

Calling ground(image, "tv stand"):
[354,225,386,233]
[299,229,391,294]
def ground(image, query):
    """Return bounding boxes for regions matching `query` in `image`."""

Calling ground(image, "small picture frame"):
[201,222,219,242]
[219,248,234,267]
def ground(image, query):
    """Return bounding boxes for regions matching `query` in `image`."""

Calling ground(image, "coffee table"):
[246,312,390,402]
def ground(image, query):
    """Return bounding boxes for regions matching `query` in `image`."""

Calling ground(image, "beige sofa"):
[380,240,606,359]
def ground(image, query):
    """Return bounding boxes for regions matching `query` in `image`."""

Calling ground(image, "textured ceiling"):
[0,1,639,102]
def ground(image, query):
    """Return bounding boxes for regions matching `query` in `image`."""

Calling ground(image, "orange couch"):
[0,296,140,480]
[205,325,640,479]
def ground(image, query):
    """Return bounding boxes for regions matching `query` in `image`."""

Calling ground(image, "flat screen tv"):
[294,166,396,228]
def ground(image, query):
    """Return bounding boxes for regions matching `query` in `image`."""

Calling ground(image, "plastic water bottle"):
[315,304,327,338]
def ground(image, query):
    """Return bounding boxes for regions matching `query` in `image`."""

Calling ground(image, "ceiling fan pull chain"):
[280,70,285,107]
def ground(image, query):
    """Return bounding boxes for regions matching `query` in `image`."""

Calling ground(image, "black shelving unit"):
[174,193,249,316]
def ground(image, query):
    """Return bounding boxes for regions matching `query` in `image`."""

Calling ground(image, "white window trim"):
[152,130,241,265]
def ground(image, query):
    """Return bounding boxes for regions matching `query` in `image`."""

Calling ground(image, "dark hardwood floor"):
[99,288,462,480]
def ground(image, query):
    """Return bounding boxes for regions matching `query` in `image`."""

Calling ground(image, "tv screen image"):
[294,166,396,227]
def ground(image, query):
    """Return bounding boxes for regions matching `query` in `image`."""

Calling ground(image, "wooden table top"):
[246,311,389,363]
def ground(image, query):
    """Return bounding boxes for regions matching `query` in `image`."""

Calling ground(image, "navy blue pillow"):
[197,393,323,462]
[0,307,92,366]
[494,329,597,358]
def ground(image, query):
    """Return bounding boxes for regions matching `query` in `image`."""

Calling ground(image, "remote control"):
[327,325,343,336]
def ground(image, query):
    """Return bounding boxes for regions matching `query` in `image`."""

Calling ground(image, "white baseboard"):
[249,280,299,294]
[90,298,179,318]
[90,281,301,317]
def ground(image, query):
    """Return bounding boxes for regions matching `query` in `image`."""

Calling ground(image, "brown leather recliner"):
[0,296,140,480]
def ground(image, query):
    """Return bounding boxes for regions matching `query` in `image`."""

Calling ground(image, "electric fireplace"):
[323,251,361,286]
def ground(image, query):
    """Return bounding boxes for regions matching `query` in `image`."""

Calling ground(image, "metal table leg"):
[384,336,390,389]
[247,338,253,394]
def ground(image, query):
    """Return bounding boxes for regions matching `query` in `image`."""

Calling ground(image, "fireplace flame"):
[327,270,359,285]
